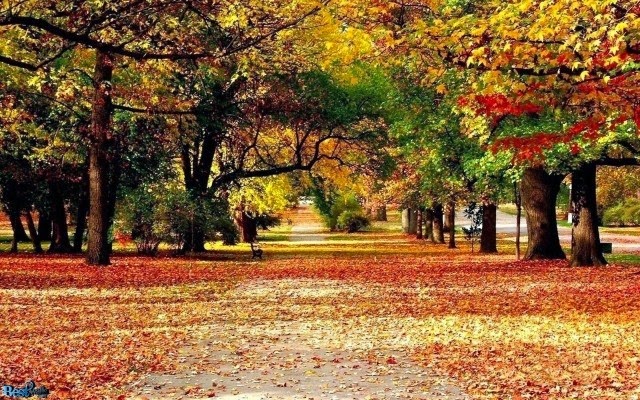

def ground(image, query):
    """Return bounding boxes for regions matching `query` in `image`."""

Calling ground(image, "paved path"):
[129,206,469,399]
[289,205,330,243]
[457,209,640,252]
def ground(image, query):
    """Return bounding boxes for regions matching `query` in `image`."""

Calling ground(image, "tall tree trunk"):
[37,210,52,241]
[375,204,387,221]
[521,167,566,260]
[424,208,434,241]
[432,203,445,244]
[515,183,522,260]
[401,208,410,233]
[241,212,258,243]
[480,202,498,253]
[408,208,418,234]
[73,180,89,253]
[48,183,73,253]
[86,50,114,266]
[446,201,456,248]
[24,210,43,254]
[8,207,29,242]
[416,209,423,239]
[570,163,607,267]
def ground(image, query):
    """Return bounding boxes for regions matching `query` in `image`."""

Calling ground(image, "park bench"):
[600,242,613,254]
[250,241,263,259]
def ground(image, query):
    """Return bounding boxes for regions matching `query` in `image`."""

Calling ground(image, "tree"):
[0,0,331,264]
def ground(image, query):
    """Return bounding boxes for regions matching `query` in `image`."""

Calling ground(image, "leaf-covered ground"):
[1,210,639,399]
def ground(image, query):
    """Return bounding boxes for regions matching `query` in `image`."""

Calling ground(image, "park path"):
[457,208,640,252]
[129,205,469,399]
[288,204,330,243]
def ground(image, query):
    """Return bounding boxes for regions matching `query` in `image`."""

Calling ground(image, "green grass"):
[605,253,640,264]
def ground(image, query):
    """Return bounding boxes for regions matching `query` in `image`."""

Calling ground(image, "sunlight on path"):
[289,205,330,243]
[130,279,469,400]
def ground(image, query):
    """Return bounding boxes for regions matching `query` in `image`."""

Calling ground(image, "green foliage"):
[336,211,370,233]
[117,183,238,254]
[312,182,368,232]
[462,202,483,252]
[602,198,640,227]
[255,214,282,230]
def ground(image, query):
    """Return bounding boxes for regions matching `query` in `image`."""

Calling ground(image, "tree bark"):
[375,204,387,221]
[37,210,52,241]
[521,167,566,260]
[86,50,114,265]
[424,208,434,241]
[480,202,498,253]
[432,203,445,244]
[24,210,43,254]
[48,183,73,253]
[570,163,607,267]
[8,207,29,243]
[515,183,522,260]
[416,209,423,239]
[73,180,89,253]
[446,201,456,248]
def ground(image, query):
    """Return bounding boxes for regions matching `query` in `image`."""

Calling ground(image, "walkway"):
[130,205,469,399]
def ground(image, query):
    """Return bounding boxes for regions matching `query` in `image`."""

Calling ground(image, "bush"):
[117,184,238,255]
[602,198,640,226]
[254,214,281,230]
[336,211,370,233]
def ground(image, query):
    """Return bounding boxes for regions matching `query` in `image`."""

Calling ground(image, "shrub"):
[602,198,640,226]
[117,184,238,255]
[336,211,370,233]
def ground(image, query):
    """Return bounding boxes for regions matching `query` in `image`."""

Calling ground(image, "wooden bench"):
[250,241,263,259]
[600,242,613,254]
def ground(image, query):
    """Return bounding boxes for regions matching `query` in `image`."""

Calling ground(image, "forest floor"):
[0,206,639,399]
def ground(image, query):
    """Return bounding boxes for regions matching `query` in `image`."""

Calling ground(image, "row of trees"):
[2,1,640,267]
[344,0,640,267]
[0,0,379,264]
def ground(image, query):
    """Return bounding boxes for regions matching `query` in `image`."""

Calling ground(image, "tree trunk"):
[37,211,52,241]
[521,167,566,260]
[432,203,445,244]
[86,50,114,266]
[480,202,498,253]
[401,208,410,233]
[8,207,29,243]
[446,201,456,248]
[73,180,89,253]
[424,208,434,241]
[515,183,522,260]
[570,164,607,267]
[408,208,417,234]
[24,210,43,254]
[48,183,73,253]
[241,212,257,243]
[375,204,387,221]
[416,209,423,239]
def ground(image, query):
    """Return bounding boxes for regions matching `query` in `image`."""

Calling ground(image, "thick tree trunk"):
[375,204,387,221]
[515,183,522,260]
[446,201,456,248]
[37,211,52,241]
[8,208,29,243]
[570,164,607,267]
[432,203,445,244]
[48,183,73,253]
[241,212,258,243]
[86,50,114,266]
[24,210,43,254]
[416,209,423,239]
[73,181,89,253]
[521,167,566,260]
[424,209,434,241]
[480,202,498,253]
